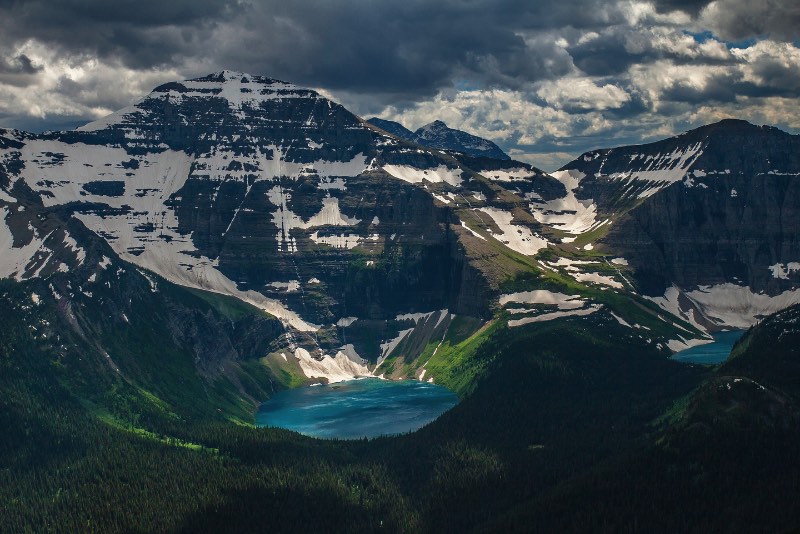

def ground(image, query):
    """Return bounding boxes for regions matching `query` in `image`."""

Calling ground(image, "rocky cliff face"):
[4,72,800,387]
[1,71,570,383]
[559,119,800,329]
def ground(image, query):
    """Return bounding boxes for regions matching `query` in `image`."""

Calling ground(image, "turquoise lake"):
[671,330,745,364]
[255,378,459,439]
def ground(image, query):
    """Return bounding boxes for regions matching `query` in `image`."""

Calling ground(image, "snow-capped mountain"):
[367,117,510,160]
[2,71,800,387]
[558,118,800,331]
[0,71,567,383]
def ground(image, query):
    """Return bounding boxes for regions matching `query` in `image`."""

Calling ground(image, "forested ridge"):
[2,277,800,532]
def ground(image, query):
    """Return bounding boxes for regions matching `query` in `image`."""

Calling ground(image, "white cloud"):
[622,1,693,26]
[536,78,631,111]
[0,40,180,126]
[628,60,732,107]
[732,40,800,90]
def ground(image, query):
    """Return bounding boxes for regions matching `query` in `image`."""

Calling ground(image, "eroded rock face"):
[1,71,502,358]
[5,71,800,374]
[562,119,800,296]
[602,173,800,296]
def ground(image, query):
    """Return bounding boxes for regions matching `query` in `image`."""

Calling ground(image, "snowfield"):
[382,164,464,187]
[648,283,800,331]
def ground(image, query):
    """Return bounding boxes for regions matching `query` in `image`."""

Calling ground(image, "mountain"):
[2,72,800,532]
[556,118,800,331]
[414,120,511,160]
[3,72,799,386]
[368,117,511,160]
[6,70,696,387]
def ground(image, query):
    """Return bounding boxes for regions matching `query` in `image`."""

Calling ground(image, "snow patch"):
[500,290,588,309]
[573,271,623,289]
[769,262,800,280]
[609,311,631,327]
[395,311,435,323]
[336,317,358,328]
[477,207,548,256]
[667,336,713,353]
[269,280,300,292]
[533,169,598,235]
[379,329,414,361]
[479,168,532,182]
[382,164,463,187]
[62,233,86,266]
[508,305,601,327]
[605,143,704,196]
[649,283,800,331]
[0,207,50,281]
[459,219,486,240]
[293,346,371,383]
[268,188,361,252]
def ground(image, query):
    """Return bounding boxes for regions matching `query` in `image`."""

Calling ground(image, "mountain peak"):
[414,120,510,160]
[79,71,316,133]
[366,117,509,160]
[186,70,293,87]
[421,120,448,130]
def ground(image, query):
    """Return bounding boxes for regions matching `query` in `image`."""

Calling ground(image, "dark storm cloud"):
[749,58,800,92]
[702,0,800,41]
[0,54,41,87]
[0,111,86,134]
[0,0,622,98]
[4,0,794,103]
[661,72,741,103]
[0,0,238,69]
[1,0,799,169]
[652,0,713,16]
[568,32,652,76]
[200,0,606,102]
[0,54,39,75]
[568,27,737,78]
[652,0,799,41]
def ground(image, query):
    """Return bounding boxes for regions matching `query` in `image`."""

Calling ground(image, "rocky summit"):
[561,118,800,330]
[368,117,511,160]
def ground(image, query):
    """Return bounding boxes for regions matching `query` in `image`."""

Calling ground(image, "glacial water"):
[255,378,459,439]
[671,330,745,364]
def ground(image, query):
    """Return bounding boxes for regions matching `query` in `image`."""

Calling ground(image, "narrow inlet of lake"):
[671,330,745,364]
[255,378,459,439]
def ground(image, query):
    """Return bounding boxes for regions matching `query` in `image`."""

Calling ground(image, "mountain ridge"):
[367,116,511,160]
[2,70,800,384]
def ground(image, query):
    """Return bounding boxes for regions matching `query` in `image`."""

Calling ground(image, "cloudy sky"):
[1,0,798,169]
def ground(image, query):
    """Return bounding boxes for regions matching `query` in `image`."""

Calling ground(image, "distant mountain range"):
[367,117,511,160]
[2,70,799,382]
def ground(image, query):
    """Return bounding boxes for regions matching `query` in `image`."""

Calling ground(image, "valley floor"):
[3,284,800,533]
